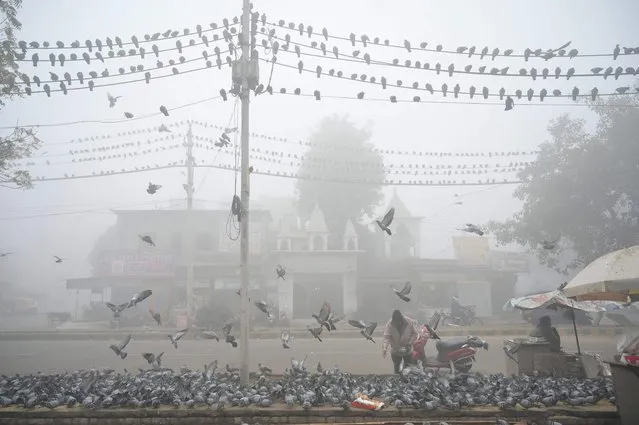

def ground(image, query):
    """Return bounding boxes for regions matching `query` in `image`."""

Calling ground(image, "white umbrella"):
[563,245,639,299]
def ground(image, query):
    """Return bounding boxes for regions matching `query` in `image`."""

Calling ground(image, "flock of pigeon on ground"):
[0,207,611,418]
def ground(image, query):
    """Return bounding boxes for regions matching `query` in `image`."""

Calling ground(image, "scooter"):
[412,314,488,375]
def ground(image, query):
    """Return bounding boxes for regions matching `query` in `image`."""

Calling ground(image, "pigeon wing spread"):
[318,302,331,322]
[400,281,412,296]
[365,322,378,336]
[119,334,132,350]
[222,322,232,338]
[381,207,395,227]
[348,319,366,329]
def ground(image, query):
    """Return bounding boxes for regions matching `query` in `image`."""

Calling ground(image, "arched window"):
[313,235,325,251]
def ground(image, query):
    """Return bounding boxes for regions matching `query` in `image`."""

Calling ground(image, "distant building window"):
[195,232,212,251]
[313,235,325,251]
[347,238,356,250]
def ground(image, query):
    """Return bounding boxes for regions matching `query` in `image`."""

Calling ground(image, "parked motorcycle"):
[441,305,483,327]
[412,323,488,374]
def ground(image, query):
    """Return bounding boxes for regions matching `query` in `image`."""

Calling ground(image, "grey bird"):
[376,207,395,235]
[392,281,411,302]
[202,331,220,342]
[0,252,11,257]
[312,301,332,331]
[138,235,155,246]
[540,239,558,250]
[349,319,377,343]
[280,329,292,349]
[276,264,286,279]
[169,328,188,349]
[146,182,162,194]
[222,322,238,347]
[128,289,152,308]
[105,302,129,318]
[53,256,64,263]
[107,92,121,108]
[255,300,272,319]
[460,223,484,236]
[142,351,164,368]
[258,363,273,375]
[149,309,161,326]
[307,324,323,342]
[109,334,132,359]
[326,313,345,331]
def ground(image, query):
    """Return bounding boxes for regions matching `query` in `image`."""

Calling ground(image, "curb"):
[0,325,625,341]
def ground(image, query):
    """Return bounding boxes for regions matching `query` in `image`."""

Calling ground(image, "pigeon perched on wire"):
[375,207,395,235]
[53,256,64,263]
[459,223,485,236]
[139,235,155,246]
[349,320,378,343]
[109,334,132,359]
[149,309,161,326]
[159,105,169,116]
[107,92,121,108]
[105,302,129,318]
[276,264,286,280]
[392,281,412,302]
[146,182,162,194]
[169,328,188,349]
[223,322,238,347]
[540,239,558,250]
[128,289,152,308]
[215,132,231,148]
[158,124,171,133]
[258,363,273,375]
[142,351,164,369]
[312,301,332,331]
[254,300,272,319]
[202,331,220,342]
[307,324,323,342]
[280,329,293,349]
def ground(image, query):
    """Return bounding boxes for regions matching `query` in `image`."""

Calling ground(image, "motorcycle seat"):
[436,337,468,353]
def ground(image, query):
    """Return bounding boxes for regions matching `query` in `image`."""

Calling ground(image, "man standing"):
[530,315,561,352]
[382,309,419,373]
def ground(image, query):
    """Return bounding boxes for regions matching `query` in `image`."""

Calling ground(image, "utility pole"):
[184,122,195,326]
[236,0,257,385]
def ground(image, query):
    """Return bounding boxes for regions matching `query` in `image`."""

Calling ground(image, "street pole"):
[185,122,195,327]
[238,0,252,385]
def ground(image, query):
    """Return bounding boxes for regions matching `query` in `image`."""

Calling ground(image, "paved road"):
[0,335,617,376]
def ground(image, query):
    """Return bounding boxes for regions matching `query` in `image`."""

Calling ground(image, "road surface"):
[0,334,618,376]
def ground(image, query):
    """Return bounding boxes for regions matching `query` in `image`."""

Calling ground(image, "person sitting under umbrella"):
[530,315,561,352]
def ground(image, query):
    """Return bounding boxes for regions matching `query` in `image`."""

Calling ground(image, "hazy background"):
[1,0,638,313]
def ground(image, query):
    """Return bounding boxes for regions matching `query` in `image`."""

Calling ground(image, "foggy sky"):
[1,0,638,305]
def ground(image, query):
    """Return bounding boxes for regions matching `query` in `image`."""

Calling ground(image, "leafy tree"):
[295,115,386,246]
[0,0,40,189]
[488,93,639,273]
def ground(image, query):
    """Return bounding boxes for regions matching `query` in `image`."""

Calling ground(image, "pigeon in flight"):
[204,360,218,378]
[254,300,272,319]
[540,239,558,250]
[0,252,12,257]
[53,256,64,263]
[392,281,412,302]
[280,329,292,349]
[105,301,129,318]
[146,182,162,194]
[376,207,395,235]
[307,324,324,342]
[557,281,568,291]
[326,313,345,331]
[215,133,231,148]
[459,223,484,236]
[258,363,273,375]
[312,301,332,331]
[109,334,132,359]
[159,105,169,116]
[222,322,238,347]
[128,289,152,308]
[169,328,188,349]
[142,351,164,369]
[349,320,377,343]
[202,331,220,342]
[149,309,162,326]
[291,355,308,372]
[107,92,121,107]
[235,288,251,301]
[139,235,155,246]
[276,264,286,280]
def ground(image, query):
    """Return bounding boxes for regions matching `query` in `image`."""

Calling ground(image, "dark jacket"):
[530,324,561,352]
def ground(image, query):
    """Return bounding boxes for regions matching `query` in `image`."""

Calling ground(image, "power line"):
[262,58,639,103]
[263,19,638,60]
[258,32,639,80]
